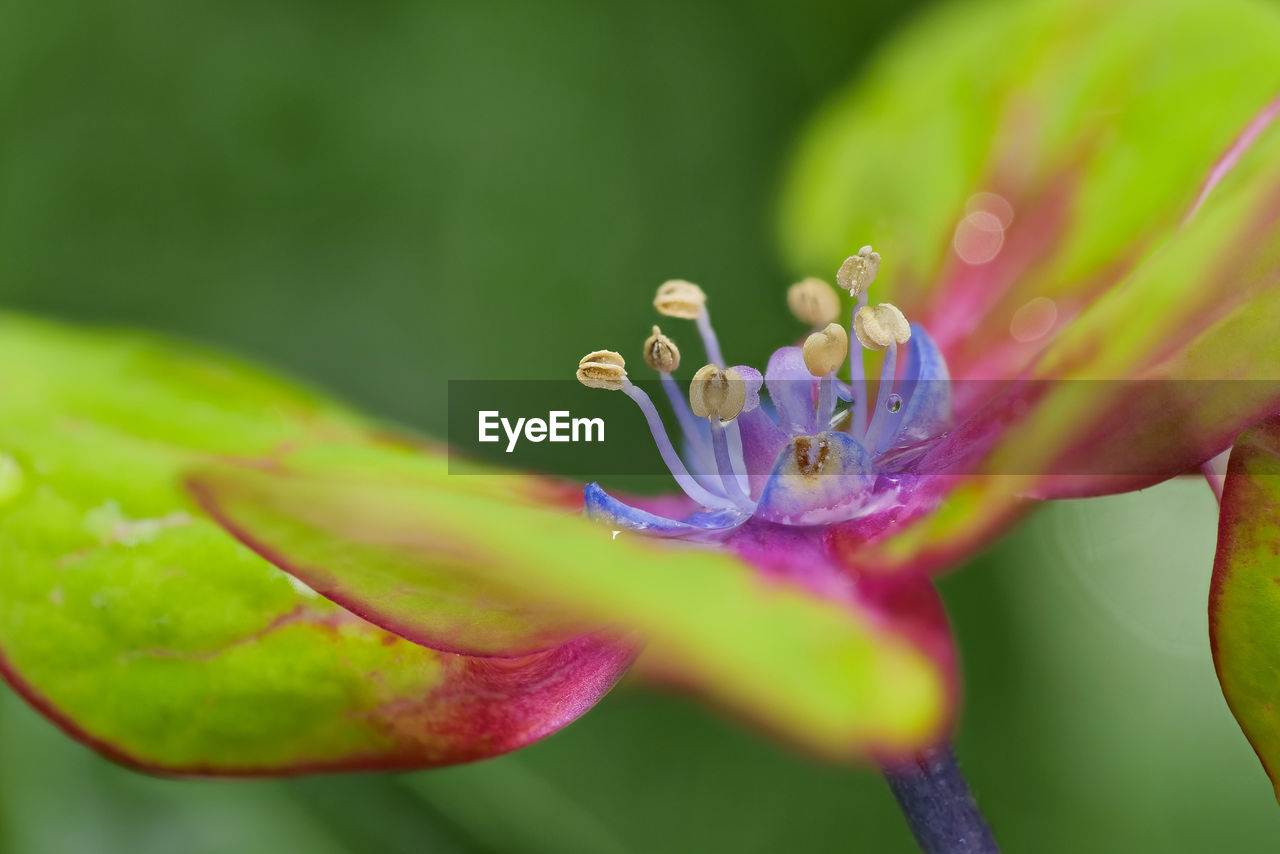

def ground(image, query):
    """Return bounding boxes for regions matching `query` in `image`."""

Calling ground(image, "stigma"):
[578,249,952,538]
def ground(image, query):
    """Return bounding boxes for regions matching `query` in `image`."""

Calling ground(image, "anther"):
[689,364,747,421]
[853,303,911,351]
[642,325,680,373]
[576,350,627,390]
[787,278,841,327]
[802,323,849,377]
[836,246,881,297]
[654,280,707,319]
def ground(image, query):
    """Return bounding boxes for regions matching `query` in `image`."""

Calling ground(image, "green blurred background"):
[1,0,1277,851]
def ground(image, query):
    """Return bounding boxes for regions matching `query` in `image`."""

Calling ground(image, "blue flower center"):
[579,254,952,539]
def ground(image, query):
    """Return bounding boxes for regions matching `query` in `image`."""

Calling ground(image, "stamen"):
[723,419,751,488]
[643,326,720,493]
[655,279,724,366]
[695,310,726,368]
[836,245,880,299]
[653,280,706,319]
[659,374,710,456]
[725,366,763,497]
[623,383,736,509]
[689,364,753,508]
[689,364,747,421]
[644,327,696,434]
[853,303,911,351]
[787,278,841,327]
[848,314,868,436]
[838,248,878,435]
[576,350,627,390]
[642,325,680,373]
[709,419,755,510]
[864,342,899,451]
[803,323,849,428]
[855,305,910,450]
[802,323,849,377]
[577,350,730,509]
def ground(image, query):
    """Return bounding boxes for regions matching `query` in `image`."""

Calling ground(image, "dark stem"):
[883,745,999,854]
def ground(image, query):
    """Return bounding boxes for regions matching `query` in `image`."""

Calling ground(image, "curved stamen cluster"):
[577,249,952,536]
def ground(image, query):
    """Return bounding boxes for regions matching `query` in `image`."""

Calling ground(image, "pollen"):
[642,325,681,373]
[787,277,841,327]
[577,350,628,390]
[654,279,707,319]
[836,245,881,297]
[802,322,849,376]
[853,303,911,351]
[689,364,746,421]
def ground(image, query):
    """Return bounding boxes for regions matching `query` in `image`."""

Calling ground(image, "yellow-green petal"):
[190,460,952,759]
[0,313,628,772]
[1210,417,1280,802]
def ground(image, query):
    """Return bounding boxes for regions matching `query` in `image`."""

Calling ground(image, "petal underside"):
[0,313,629,773]
[1209,416,1280,803]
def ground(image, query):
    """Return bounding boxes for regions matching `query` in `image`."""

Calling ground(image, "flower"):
[569,263,966,748]
[4,0,1280,791]
[579,260,949,545]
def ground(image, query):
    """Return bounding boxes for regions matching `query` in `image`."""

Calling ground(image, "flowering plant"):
[5,0,1280,849]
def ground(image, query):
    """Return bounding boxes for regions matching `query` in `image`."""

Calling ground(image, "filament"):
[621,382,734,509]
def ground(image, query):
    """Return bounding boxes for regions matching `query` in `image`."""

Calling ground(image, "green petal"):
[190,461,951,758]
[785,0,1280,498]
[189,444,598,659]
[0,313,628,772]
[1210,416,1280,802]
[981,120,1280,495]
[781,0,1280,376]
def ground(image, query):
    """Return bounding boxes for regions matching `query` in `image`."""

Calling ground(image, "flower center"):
[793,435,830,477]
[576,248,952,529]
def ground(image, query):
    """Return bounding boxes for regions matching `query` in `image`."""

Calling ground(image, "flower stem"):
[883,745,998,853]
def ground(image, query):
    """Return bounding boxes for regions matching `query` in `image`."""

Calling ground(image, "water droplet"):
[886,394,903,414]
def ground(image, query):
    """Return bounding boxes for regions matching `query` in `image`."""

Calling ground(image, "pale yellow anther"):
[836,245,881,297]
[689,364,746,421]
[576,350,628,390]
[642,325,680,373]
[802,322,849,377]
[654,279,707,319]
[853,303,911,351]
[787,277,841,327]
